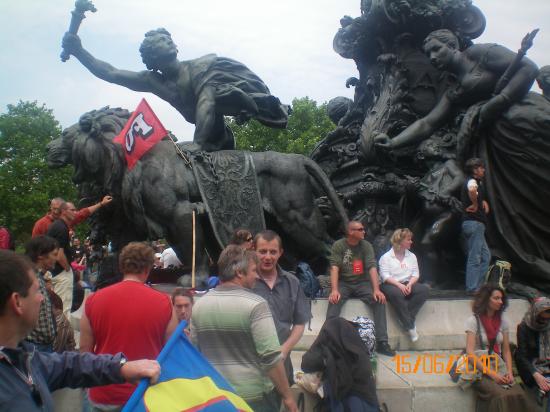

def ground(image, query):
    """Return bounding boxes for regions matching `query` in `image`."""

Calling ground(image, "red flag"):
[113,98,168,170]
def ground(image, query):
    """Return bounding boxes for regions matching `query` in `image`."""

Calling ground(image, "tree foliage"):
[231,96,335,154]
[0,101,76,246]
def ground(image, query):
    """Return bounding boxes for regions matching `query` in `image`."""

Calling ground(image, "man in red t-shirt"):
[80,242,178,410]
[32,196,113,237]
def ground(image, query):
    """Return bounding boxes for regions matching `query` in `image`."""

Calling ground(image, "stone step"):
[291,350,476,412]
[67,295,532,411]
[296,298,529,351]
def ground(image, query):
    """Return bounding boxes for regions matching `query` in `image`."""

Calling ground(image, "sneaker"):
[376,342,396,357]
[408,327,419,342]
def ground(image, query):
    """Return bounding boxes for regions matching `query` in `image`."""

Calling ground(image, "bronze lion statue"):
[47,106,348,274]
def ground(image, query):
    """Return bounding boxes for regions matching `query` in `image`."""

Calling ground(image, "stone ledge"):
[297,298,530,351]
[71,295,530,352]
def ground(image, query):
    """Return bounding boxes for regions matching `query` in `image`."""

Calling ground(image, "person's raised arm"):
[62,33,153,92]
[86,196,113,215]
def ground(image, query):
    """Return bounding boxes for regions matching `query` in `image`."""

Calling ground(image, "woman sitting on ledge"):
[463,284,535,411]
[379,228,429,342]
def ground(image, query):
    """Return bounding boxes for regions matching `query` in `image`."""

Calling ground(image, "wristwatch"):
[119,355,128,368]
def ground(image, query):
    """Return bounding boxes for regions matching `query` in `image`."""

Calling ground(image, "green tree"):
[231,96,334,154]
[0,101,76,246]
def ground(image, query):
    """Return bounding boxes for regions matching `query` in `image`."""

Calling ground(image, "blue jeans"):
[462,220,490,291]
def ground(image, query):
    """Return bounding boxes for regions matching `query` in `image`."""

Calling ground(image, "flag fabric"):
[113,98,168,170]
[121,320,252,412]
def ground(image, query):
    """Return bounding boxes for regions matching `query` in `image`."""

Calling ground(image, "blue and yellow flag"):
[122,321,252,412]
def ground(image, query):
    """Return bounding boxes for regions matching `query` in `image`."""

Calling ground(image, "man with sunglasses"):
[326,221,395,356]
[0,250,160,412]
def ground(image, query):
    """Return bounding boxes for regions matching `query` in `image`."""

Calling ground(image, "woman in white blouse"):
[379,228,429,342]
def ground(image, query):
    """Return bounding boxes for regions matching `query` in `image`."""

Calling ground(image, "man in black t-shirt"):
[460,158,491,292]
[47,202,77,316]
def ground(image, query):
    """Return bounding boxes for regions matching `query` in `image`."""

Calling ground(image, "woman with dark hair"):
[515,297,550,410]
[229,229,254,250]
[463,284,535,411]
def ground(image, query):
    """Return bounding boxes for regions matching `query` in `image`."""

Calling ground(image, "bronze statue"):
[47,107,347,275]
[372,29,550,291]
[61,28,290,152]
[538,65,550,99]
[312,2,550,292]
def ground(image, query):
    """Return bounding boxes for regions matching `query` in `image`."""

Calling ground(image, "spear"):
[60,0,97,62]
[493,28,539,95]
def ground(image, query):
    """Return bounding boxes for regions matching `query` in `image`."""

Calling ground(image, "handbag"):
[449,315,485,382]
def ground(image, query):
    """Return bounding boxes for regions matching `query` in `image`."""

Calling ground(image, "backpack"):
[0,227,14,250]
[485,260,512,290]
[352,316,376,356]
[295,262,321,299]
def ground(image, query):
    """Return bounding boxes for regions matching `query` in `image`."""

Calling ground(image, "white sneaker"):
[408,327,419,342]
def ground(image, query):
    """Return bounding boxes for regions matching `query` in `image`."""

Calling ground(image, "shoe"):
[408,327,419,342]
[376,342,396,357]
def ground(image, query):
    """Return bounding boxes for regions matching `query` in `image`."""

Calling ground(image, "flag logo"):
[113,98,167,170]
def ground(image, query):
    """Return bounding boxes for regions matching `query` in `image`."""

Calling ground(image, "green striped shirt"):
[191,285,282,402]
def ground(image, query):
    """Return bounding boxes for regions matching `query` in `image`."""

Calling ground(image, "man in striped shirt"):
[191,245,297,412]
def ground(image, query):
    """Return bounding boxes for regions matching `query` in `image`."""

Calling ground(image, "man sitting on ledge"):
[326,221,395,356]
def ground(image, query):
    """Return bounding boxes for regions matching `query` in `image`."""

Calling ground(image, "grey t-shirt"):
[329,238,376,283]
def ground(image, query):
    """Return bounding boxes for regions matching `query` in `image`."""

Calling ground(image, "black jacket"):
[301,317,378,406]
[515,321,541,388]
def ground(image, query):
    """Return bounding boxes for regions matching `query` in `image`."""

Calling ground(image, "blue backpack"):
[295,262,320,299]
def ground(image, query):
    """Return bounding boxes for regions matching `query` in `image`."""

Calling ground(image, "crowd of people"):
[0,152,548,411]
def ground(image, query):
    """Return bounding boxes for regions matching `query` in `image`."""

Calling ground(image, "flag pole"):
[192,210,196,289]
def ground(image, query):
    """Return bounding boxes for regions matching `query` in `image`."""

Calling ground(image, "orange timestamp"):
[392,353,500,375]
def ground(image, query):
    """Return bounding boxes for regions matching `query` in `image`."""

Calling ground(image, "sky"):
[1,0,549,141]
